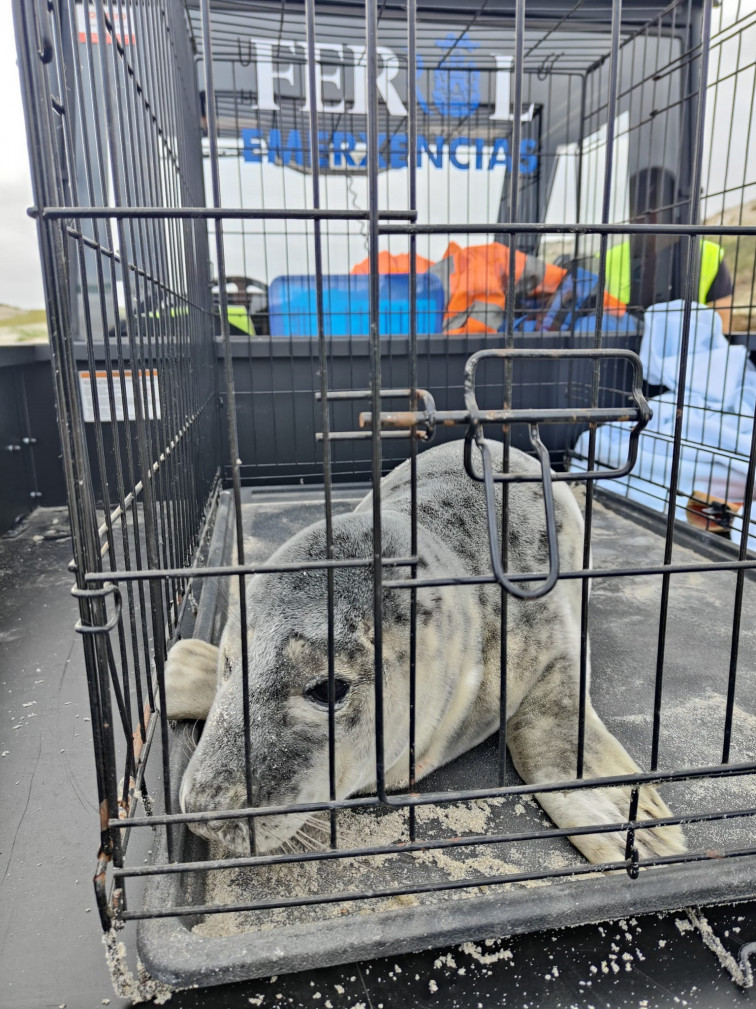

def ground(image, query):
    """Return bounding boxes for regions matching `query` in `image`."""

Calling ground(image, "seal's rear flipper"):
[164,638,220,721]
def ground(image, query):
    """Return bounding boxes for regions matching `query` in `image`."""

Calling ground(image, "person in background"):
[603,167,733,332]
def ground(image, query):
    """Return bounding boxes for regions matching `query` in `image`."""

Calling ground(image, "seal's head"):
[179,511,417,855]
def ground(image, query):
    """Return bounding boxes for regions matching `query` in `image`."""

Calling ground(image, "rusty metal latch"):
[326,348,651,599]
[352,349,651,467]
[316,387,438,441]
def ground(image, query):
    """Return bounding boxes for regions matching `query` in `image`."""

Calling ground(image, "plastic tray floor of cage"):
[137,489,756,988]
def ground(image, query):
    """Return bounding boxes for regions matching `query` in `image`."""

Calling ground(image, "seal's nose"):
[205,817,252,855]
[179,766,254,854]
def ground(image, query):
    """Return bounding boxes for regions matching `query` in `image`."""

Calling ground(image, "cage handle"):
[465,426,560,600]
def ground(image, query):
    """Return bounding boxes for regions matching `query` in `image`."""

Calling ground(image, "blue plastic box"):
[268,273,445,338]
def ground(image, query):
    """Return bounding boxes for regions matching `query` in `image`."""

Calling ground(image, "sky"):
[1,4,45,310]
[0,1,753,311]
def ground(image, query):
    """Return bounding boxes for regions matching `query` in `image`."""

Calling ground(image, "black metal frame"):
[12,0,756,988]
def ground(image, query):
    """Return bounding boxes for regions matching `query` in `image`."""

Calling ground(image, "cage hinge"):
[72,582,122,634]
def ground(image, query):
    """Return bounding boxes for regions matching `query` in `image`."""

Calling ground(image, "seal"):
[165,439,685,864]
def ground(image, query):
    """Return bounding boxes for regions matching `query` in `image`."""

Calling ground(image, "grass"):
[0,305,48,344]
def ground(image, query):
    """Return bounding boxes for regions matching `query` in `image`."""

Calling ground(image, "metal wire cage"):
[12,0,756,991]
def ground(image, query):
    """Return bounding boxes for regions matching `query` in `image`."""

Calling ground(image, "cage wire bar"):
[11,0,756,987]
[12,0,221,870]
[179,0,756,488]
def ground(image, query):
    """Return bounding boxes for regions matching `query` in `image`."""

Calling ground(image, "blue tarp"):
[572,300,756,550]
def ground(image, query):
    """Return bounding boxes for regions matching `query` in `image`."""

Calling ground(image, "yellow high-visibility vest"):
[603,239,724,306]
[226,305,255,336]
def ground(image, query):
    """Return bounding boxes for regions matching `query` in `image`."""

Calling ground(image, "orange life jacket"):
[429,242,569,335]
[351,243,627,335]
[350,251,433,275]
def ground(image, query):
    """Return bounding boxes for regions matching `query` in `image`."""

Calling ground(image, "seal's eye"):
[305,678,350,708]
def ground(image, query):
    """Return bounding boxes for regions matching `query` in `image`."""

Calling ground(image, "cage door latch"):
[465,424,560,600]
[460,348,651,600]
[343,348,650,599]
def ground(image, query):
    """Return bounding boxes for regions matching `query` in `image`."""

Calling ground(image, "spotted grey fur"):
[166,440,684,864]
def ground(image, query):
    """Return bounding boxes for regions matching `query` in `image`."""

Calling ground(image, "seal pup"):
[166,439,685,864]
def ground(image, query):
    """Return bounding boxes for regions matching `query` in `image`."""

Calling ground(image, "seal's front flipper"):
[506,655,686,865]
[528,714,686,866]
[164,638,220,721]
